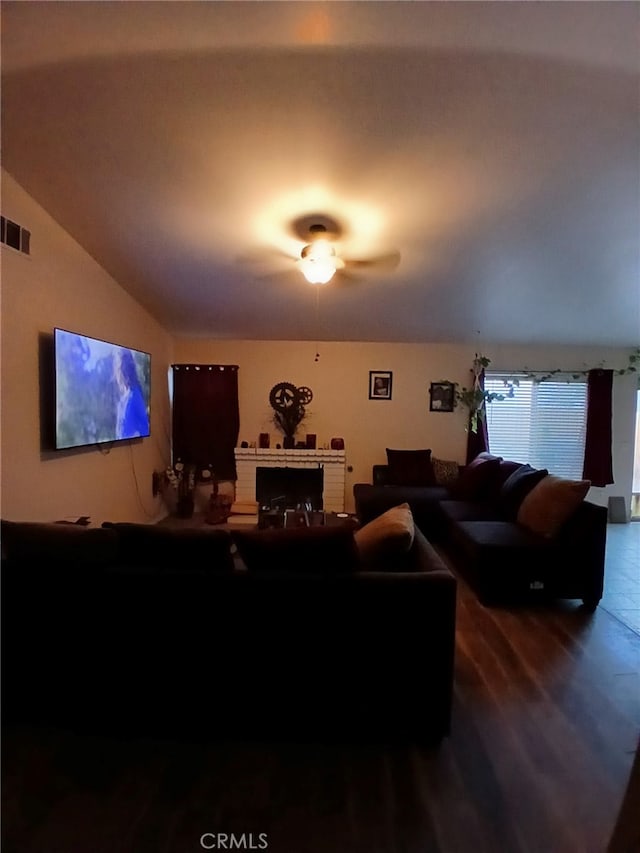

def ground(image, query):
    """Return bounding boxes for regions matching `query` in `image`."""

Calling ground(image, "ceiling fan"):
[299,223,345,284]
[241,214,401,285]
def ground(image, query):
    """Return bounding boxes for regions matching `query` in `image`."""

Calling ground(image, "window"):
[485,373,587,479]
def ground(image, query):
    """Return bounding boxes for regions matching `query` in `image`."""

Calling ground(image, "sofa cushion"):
[432,457,460,486]
[498,465,549,520]
[454,520,551,554]
[386,448,435,486]
[449,453,502,500]
[354,502,415,563]
[517,475,591,537]
[439,500,503,523]
[233,526,359,574]
[102,522,235,573]
[1,520,118,568]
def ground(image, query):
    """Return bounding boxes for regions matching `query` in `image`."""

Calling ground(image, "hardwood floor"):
[3,562,639,853]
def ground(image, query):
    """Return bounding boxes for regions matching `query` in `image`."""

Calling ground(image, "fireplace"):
[256,466,324,510]
[234,448,346,513]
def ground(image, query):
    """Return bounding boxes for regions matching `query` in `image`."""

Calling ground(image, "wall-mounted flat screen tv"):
[54,328,151,449]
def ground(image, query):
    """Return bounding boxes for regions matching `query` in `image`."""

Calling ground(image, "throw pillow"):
[484,459,524,502]
[233,526,359,574]
[518,475,591,537]
[385,448,435,486]
[354,502,415,562]
[432,457,460,486]
[103,522,235,572]
[498,465,549,521]
[449,453,502,500]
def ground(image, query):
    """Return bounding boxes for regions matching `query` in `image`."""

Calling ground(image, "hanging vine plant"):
[441,354,515,433]
[619,347,640,380]
[441,346,639,434]
[451,354,509,433]
[621,347,640,388]
[518,347,640,384]
[455,386,506,434]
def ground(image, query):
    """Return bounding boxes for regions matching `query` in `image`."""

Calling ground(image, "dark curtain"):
[172,364,240,480]
[582,368,614,487]
[466,369,490,464]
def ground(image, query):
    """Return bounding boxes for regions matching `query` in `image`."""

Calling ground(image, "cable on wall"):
[129,442,160,521]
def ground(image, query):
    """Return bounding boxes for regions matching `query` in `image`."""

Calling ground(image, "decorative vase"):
[283,435,296,449]
[205,477,232,525]
[176,494,195,519]
[206,493,232,525]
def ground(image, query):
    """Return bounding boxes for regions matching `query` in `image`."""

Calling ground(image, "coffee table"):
[284,509,360,529]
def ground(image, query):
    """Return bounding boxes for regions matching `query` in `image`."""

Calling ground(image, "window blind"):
[485,373,587,479]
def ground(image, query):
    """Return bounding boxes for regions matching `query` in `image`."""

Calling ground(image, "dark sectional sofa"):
[354,452,607,610]
[1,517,456,741]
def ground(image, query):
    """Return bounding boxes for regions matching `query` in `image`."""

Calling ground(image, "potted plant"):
[273,404,307,447]
[449,354,508,433]
[269,382,312,448]
[163,460,196,517]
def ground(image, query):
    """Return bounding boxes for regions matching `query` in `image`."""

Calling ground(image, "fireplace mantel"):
[234,448,346,512]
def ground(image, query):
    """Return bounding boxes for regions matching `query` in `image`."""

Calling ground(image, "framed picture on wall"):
[369,371,393,400]
[429,381,455,412]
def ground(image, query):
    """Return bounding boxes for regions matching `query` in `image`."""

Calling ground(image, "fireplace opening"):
[256,466,324,510]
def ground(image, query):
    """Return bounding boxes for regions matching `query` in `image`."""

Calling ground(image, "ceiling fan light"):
[300,256,336,284]
[308,237,333,259]
[299,240,338,283]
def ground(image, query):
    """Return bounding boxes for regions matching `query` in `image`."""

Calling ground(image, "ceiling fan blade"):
[235,247,295,268]
[330,268,361,286]
[343,250,401,273]
[248,267,302,284]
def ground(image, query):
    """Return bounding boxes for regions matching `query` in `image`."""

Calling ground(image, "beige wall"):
[174,339,637,513]
[1,171,173,525]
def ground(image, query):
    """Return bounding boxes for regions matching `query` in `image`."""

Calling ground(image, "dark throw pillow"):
[484,459,525,502]
[385,448,435,487]
[233,526,359,574]
[498,465,549,520]
[449,453,502,501]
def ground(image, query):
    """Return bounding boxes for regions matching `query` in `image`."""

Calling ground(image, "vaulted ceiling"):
[2,1,639,346]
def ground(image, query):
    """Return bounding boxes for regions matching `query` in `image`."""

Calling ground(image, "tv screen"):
[54,328,151,449]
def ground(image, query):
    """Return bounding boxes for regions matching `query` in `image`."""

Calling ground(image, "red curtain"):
[582,369,614,487]
[466,369,490,463]
[172,364,240,480]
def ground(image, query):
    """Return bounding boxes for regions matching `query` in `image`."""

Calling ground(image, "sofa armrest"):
[555,500,607,606]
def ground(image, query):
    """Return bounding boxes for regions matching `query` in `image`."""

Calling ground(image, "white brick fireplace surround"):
[234,448,346,512]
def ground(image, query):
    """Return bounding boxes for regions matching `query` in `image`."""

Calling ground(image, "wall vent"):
[1,215,31,255]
